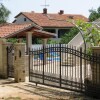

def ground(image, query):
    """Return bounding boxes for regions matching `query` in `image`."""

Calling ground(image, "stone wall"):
[0,39,8,78]
[0,39,29,82]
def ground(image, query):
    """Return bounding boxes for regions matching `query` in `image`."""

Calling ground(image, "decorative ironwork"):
[7,45,14,77]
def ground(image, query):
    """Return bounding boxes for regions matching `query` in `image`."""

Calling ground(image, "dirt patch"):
[0,79,98,100]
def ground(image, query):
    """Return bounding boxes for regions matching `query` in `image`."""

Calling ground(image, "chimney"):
[31,11,34,13]
[59,10,64,15]
[43,8,47,14]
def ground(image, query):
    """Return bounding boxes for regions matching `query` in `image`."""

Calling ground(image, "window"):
[58,29,70,38]
[44,29,55,33]
[24,18,27,21]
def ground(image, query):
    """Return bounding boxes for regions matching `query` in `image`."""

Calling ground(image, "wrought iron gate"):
[7,45,14,77]
[29,44,100,98]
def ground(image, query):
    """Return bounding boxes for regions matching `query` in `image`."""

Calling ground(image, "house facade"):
[13,8,88,39]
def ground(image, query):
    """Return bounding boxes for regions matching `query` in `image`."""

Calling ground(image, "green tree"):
[60,27,79,44]
[47,39,60,44]
[32,38,43,44]
[0,3,11,23]
[75,20,100,47]
[89,6,100,22]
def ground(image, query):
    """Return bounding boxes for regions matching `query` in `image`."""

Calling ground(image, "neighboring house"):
[92,18,100,28]
[13,8,88,39]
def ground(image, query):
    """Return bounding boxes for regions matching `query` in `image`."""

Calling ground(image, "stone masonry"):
[0,39,8,78]
[14,43,26,82]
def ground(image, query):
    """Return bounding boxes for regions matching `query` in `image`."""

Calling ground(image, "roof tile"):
[0,23,32,38]
[18,12,88,27]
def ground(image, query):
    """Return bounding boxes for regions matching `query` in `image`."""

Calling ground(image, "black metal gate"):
[29,44,100,98]
[7,45,14,77]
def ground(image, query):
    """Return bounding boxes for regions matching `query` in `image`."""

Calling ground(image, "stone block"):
[14,43,26,82]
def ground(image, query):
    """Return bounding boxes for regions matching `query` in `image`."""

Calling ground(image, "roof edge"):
[4,24,42,39]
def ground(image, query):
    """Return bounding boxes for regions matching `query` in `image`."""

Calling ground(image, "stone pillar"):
[0,39,8,78]
[26,32,32,54]
[85,46,100,98]
[55,28,59,38]
[18,38,22,43]
[14,43,26,82]
[43,39,47,64]
[91,46,100,84]
[92,46,100,55]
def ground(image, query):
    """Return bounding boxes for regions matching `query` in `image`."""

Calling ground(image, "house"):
[13,8,88,39]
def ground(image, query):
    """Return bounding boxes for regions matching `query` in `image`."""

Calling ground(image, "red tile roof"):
[14,12,88,28]
[0,23,55,38]
[0,23,34,38]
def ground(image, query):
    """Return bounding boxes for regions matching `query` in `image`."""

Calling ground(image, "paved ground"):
[0,78,98,100]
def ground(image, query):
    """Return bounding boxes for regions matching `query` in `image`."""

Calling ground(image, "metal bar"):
[70,46,71,85]
[29,48,31,82]
[72,46,74,88]
[65,44,66,77]
[32,49,33,72]
[53,44,56,74]
[6,46,9,78]
[59,43,62,87]
[75,46,76,83]
[92,53,94,85]
[48,45,50,73]
[67,45,68,79]
[43,45,45,84]
[54,44,56,74]
[99,54,100,84]
[84,50,87,92]
[39,47,40,71]
[47,45,48,73]
[80,47,83,92]
[96,53,98,84]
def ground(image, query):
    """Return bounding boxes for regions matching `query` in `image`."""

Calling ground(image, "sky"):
[1,0,100,22]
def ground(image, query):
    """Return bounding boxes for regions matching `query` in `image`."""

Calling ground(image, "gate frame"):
[29,44,100,98]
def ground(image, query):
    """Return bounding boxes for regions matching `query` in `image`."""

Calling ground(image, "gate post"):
[0,39,8,78]
[14,43,26,82]
[85,46,100,98]
[91,46,100,84]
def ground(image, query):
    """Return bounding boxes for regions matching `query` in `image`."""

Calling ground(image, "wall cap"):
[91,46,100,50]
[14,43,25,46]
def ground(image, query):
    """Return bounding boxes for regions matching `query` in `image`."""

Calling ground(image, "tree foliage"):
[32,37,43,44]
[7,38,26,43]
[75,20,100,47]
[0,3,11,24]
[47,39,60,44]
[89,6,100,22]
[60,27,79,44]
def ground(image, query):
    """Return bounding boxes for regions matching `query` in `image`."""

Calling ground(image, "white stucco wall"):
[68,32,84,48]
[14,14,32,24]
